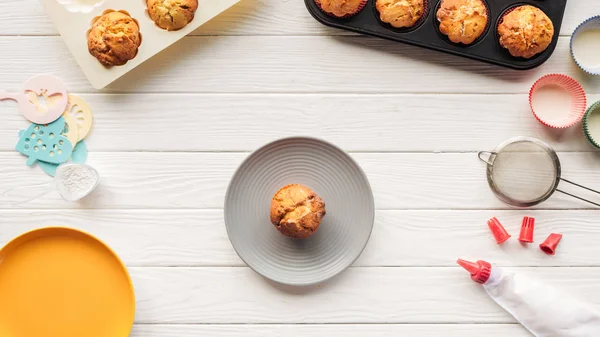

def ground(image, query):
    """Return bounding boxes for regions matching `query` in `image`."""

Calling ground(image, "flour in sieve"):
[56,164,99,201]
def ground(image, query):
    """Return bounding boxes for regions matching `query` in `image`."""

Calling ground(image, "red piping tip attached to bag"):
[519,216,535,243]
[487,217,511,244]
[540,233,563,255]
[457,259,492,284]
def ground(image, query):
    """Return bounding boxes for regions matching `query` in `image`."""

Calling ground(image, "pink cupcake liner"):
[314,0,367,19]
[529,74,587,129]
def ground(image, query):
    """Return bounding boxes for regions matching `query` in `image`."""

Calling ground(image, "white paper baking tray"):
[41,0,241,89]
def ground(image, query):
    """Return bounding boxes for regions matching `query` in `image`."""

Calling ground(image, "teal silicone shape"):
[16,117,73,166]
[39,140,88,177]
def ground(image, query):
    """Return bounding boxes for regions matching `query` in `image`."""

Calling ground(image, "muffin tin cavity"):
[305,0,566,70]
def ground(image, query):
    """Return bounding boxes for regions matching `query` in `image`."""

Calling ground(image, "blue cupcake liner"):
[571,15,600,75]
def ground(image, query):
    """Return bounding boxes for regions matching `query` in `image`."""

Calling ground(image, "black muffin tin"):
[305,0,567,70]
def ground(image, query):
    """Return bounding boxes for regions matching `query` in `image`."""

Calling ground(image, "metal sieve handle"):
[478,151,497,165]
[556,178,600,207]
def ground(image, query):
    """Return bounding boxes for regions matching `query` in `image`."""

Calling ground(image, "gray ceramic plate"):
[224,137,375,286]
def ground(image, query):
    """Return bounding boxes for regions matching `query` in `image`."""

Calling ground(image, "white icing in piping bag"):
[458,259,600,336]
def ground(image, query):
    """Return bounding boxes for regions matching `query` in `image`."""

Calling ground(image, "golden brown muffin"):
[87,11,141,66]
[147,0,198,31]
[270,184,326,239]
[498,5,554,59]
[376,0,425,29]
[315,0,366,18]
[437,0,488,45]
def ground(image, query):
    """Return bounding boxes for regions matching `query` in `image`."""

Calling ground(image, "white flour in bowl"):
[55,164,99,201]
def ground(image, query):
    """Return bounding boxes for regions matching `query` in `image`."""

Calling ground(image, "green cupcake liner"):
[582,100,600,149]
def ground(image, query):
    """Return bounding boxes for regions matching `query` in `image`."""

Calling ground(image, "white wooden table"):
[1,1,600,336]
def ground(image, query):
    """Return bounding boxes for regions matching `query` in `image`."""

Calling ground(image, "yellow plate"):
[0,227,135,337]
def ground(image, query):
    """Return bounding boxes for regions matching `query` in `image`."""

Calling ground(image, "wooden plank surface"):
[126,267,600,323]
[0,36,597,94]
[129,324,532,336]
[1,93,596,152]
[2,152,600,210]
[2,209,599,267]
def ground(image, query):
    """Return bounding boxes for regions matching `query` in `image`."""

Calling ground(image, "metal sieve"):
[478,137,600,207]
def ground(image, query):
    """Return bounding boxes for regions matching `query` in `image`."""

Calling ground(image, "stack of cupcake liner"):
[570,16,600,148]
[528,71,600,150]
[522,14,600,149]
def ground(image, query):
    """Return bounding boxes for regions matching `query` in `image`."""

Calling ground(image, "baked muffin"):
[147,0,198,31]
[498,5,554,59]
[315,0,367,18]
[87,11,141,66]
[376,0,425,29]
[270,184,326,239]
[437,0,488,45]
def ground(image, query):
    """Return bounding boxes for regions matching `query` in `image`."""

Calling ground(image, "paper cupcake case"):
[305,0,567,70]
[571,15,600,75]
[529,74,587,129]
[41,0,241,89]
[583,101,600,149]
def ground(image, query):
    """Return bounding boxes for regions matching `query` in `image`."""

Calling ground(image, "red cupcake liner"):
[529,74,587,129]
[419,0,429,26]
[314,0,367,19]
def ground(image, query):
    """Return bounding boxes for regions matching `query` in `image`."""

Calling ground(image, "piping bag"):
[458,259,600,336]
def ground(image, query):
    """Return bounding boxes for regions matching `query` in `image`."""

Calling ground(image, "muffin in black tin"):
[315,0,367,18]
[437,0,489,45]
[376,0,426,29]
